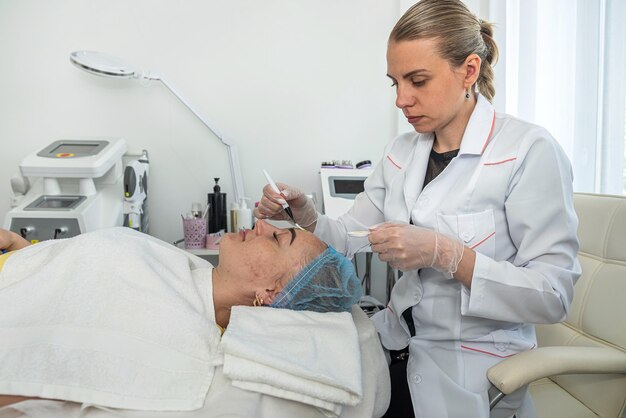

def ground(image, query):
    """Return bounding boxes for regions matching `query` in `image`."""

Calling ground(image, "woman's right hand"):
[0,228,31,252]
[253,183,318,230]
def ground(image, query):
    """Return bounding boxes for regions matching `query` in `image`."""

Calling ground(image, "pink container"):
[183,218,207,249]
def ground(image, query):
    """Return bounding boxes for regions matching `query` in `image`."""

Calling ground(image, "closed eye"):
[273,229,296,245]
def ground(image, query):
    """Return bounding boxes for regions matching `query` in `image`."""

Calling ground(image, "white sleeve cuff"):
[460,251,490,315]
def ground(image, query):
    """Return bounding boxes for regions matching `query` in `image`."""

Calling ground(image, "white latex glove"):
[253,183,318,228]
[369,222,464,274]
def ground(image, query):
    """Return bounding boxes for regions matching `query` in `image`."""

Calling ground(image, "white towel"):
[0,228,219,412]
[219,306,363,417]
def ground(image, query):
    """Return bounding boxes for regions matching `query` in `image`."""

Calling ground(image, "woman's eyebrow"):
[273,229,296,245]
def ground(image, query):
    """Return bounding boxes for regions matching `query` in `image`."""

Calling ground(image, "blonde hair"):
[390,0,499,102]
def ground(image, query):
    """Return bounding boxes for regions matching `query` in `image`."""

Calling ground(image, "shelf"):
[175,243,220,256]
[186,248,219,256]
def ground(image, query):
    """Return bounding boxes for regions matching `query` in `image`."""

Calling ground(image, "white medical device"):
[123,150,150,233]
[320,167,374,218]
[4,138,128,242]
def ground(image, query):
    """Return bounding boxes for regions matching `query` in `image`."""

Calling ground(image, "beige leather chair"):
[488,193,626,418]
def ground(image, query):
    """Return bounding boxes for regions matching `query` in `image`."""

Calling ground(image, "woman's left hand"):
[369,222,465,274]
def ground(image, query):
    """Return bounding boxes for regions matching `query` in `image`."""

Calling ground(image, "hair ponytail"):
[476,19,498,102]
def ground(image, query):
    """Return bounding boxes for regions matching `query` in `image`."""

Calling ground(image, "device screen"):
[333,179,365,194]
[51,143,99,155]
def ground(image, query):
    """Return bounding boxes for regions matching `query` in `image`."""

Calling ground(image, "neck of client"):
[211,268,256,329]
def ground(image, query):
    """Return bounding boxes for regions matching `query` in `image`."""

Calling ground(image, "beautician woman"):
[255,0,581,416]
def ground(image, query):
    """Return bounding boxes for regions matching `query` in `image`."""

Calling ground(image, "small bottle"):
[230,201,239,232]
[191,202,202,218]
[208,178,227,233]
[236,198,253,231]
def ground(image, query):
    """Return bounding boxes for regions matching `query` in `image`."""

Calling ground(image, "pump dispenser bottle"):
[230,198,252,231]
[208,178,227,233]
[236,198,252,230]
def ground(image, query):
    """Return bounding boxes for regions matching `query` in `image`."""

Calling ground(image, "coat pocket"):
[436,209,495,258]
[460,328,537,393]
[462,328,537,358]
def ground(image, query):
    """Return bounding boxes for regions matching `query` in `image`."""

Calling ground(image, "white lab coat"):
[314,94,581,417]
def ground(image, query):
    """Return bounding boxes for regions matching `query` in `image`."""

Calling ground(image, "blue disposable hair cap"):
[270,246,362,313]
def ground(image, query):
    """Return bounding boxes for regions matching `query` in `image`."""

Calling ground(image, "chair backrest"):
[535,193,626,417]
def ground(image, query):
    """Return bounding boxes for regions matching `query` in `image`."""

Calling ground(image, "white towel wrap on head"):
[218,306,363,417]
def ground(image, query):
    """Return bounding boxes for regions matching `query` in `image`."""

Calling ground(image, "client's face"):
[219,220,327,294]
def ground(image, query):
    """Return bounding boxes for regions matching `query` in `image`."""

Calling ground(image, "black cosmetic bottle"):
[208,178,227,233]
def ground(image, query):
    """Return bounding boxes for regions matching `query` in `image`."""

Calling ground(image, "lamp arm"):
[156,75,245,203]
[227,145,244,204]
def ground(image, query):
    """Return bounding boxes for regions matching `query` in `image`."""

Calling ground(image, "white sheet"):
[0,228,218,411]
[0,306,391,418]
[0,227,391,417]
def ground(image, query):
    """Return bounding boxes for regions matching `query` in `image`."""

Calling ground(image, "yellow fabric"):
[0,251,14,272]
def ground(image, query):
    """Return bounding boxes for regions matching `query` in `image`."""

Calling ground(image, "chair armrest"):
[487,346,626,395]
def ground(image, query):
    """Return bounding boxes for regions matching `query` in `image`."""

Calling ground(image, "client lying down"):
[0,222,390,418]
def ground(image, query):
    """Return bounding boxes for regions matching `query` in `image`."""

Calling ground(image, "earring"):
[465,87,471,99]
[253,294,264,307]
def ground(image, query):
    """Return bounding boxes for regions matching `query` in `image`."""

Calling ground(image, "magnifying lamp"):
[69,50,245,204]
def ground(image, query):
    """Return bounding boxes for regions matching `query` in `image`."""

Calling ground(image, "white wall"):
[0,0,400,244]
